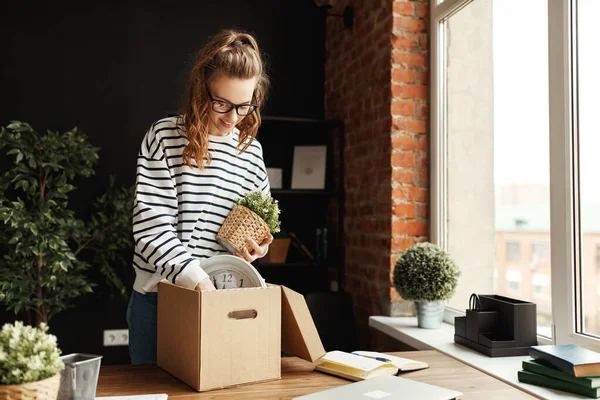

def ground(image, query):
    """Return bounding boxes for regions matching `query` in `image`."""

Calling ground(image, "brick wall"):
[325,0,429,346]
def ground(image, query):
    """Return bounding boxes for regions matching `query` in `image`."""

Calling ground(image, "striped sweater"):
[132,116,270,294]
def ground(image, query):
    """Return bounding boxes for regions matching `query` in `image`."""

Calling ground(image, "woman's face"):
[206,75,257,136]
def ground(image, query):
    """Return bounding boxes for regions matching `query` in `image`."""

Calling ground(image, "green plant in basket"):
[235,191,281,234]
[217,191,281,255]
[0,321,64,385]
[393,242,460,302]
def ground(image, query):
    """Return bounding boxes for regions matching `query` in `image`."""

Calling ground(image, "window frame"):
[430,0,598,346]
[547,0,597,346]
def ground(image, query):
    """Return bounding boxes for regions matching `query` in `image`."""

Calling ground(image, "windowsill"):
[369,316,582,400]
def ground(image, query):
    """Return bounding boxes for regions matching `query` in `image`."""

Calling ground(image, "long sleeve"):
[252,142,271,196]
[132,129,208,291]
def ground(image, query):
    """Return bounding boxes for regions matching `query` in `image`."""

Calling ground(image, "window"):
[430,0,552,338]
[432,0,600,346]
[532,274,549,295]
[531,242,549,264]
[573,0,600,339]
[506,242,521,262]
[506,270,521,293]
[543,0,600,345]
[507,281,520,292]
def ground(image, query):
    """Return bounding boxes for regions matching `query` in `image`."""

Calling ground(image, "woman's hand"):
[236,233,273,263]
[194,276,216,292]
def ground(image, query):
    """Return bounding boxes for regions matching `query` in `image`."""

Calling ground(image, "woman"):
[127,30,273,364]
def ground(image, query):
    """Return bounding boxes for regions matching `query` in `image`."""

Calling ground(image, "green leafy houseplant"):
[0,321,64,385]
[393,242,460,302]
[217,191,281,255]
[0,121,134,327]
[235,191,281,234]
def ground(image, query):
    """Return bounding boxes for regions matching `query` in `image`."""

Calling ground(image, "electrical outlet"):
[103,329,129,346]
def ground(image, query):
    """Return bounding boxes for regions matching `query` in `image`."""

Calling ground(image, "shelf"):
[262,116,343,128]
[255,262,330,268]
[257,115,345,292]
[271,189,334,196]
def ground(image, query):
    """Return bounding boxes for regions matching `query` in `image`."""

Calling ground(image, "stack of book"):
[518,344,600,398]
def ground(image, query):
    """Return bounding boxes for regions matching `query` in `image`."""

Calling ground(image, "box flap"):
[156,282,201,390]
[280,286,326,362]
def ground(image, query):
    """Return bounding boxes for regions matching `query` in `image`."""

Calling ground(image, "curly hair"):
[178,29,269,168]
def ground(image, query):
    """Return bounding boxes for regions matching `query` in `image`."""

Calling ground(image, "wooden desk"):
[96,350,535,399]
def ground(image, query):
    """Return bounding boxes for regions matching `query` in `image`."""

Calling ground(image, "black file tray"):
[454,294,538,357]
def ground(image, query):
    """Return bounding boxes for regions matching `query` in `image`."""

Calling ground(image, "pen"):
[351,353,392,363]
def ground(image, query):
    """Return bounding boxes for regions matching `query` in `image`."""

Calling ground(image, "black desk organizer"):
[454,294,538,357]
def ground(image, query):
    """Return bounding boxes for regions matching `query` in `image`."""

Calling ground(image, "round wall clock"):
[200,255,266,289]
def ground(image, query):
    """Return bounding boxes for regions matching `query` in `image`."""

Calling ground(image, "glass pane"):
[578,0,600,337]
[444,0,551,338]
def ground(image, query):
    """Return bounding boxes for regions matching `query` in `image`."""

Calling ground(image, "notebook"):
[518,370,600,398]
[314,350,429,381]
[522,359,600,389]
[293,375,463,400]
[529,345,600,377]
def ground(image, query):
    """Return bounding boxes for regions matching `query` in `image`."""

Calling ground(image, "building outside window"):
[531,242,549,264]
[596,244,600,274]
[532,274,549,296]
[506,241,521,262]
[506,270,521,293]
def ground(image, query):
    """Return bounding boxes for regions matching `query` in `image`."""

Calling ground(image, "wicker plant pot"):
[0,373,60,400]
[217,205,270,254]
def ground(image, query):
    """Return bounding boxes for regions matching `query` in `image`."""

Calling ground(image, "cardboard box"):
[157,282,325,392]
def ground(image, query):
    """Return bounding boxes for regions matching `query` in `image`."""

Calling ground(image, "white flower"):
[0,321,64,385]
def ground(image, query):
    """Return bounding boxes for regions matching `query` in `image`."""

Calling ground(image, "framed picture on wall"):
[291,145,327,189]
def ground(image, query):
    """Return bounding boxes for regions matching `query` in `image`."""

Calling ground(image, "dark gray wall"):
[0,0,326,364]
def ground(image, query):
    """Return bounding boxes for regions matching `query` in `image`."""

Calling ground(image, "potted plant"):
[0,321,64,400]
[216,191,281,255]
[0,121,134,327]
[393,242,460,329]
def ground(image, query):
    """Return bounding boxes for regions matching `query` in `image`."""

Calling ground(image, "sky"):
[492,0,599,205]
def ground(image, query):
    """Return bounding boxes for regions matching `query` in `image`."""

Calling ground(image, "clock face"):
[210,269,252,289]
[200,255,266,290]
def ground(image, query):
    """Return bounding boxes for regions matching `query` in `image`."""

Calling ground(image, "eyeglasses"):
[207,90,258,116]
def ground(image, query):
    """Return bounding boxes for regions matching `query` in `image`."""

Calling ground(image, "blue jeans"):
[126,291,157,364]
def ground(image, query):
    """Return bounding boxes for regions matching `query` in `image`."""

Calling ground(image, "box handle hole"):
[228,310,258,320]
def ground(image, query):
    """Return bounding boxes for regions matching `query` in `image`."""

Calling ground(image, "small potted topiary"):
[0,321,64,400]
[216,191,281,255]
[393,242,460,329]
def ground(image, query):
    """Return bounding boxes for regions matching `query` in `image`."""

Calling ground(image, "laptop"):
[293,375,463,400]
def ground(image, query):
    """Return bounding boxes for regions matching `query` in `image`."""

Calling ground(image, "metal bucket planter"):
[57,354,102,400]
[415,300,445,329]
